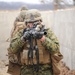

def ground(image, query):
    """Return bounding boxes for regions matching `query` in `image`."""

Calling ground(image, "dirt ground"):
[0,60,75,75]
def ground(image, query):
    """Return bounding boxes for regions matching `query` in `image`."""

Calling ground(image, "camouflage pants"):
[20,64,52,75]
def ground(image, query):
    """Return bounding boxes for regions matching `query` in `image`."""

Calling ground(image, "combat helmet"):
[25,9,42,23]
[19,6,28,21]
[20,6,28,11]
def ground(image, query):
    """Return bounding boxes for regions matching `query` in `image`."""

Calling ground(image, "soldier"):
[8,9,63,75]
[11,6,28,38]
[7,6,28,73]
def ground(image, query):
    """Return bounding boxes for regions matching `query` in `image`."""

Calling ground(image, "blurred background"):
[0,0,75,10]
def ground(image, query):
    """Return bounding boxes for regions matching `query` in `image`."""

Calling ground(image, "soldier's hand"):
[40,35,45,42]
[21,31,30,41]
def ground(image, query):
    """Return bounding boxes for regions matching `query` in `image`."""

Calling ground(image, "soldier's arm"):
[41,28,60,54]
[15,15,23,22]
[41,28,63,74]
[9,29,26,53]
[10,17,20,38]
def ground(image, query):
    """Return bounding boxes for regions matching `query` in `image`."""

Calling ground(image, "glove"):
[21,31,30,41]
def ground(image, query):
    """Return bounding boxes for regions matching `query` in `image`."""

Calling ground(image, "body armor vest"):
[20,40,51,65]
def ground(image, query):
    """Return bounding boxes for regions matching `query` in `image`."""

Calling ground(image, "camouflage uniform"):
[15,6,28,22]
[8,6,28,65]
[11,6,28,38]
[8,9,63,75]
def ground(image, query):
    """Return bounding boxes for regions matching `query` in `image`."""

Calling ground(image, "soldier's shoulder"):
[46,28,53,34]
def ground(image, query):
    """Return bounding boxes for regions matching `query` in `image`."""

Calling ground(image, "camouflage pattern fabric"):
[20,64,52,75]
[25,9,42,22]
[20,6,28,11]
[9,28,59,54]
[11,10,27,38]
[19,11,27,20]
[15,16,23,22]
[11,22,25,38]
[15,10,27,22]
[8,27,63,75]
[9,29,24,53]
[41,28,60,54]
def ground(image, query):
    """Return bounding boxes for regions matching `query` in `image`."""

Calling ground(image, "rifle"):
[22,24,47,40]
